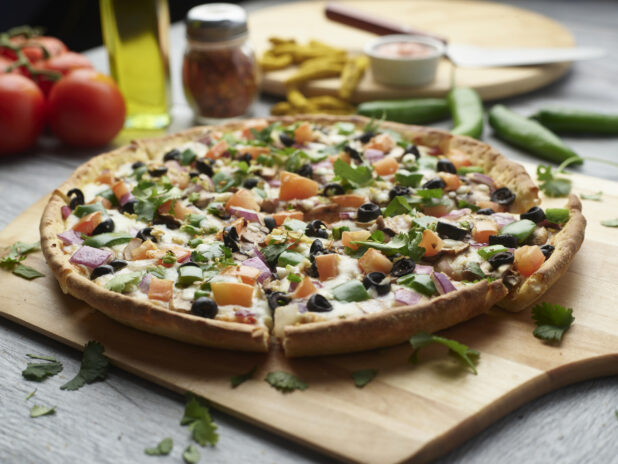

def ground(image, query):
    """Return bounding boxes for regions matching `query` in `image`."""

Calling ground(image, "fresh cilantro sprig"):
[181,394,218,447]
[265,371,308,392]
[409,332,480,374]
[333,159,373,188]
[531,302,574,343]
[352,231,425,261]
[30,404,55,418]
[537,164,572,197]
[231,366,256,388]
[601,218,618,228]
[352,369,377,388]
[580,191,602,201]
[0,241,44,280]
[22,355,63,381]
[61,341,109,391]
[145,437,173,456]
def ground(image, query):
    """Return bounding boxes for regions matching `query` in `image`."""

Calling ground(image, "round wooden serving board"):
[249,0,575,102]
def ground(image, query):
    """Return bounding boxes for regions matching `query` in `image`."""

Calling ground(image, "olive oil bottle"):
[99,0,171,129]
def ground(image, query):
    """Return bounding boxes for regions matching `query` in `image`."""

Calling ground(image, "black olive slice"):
[191,297,218,319]
[309,239,325,257]
[237,153,252,164]
[489,234,519,248]
[391,258,416,277]
[520,206,545,223]
[540,244,555,259]
[344,145,362,162]
[109,259,128,271]
[436,221,467,241]
[422,177,446,190]
[307,294,333,312]
[437,159,457,174]
[189,171,199,178]
[120,199,138,214]
[322,183,345,197]
[131,161,146,170]
[90,264,114,280]
[488,251,514,270]
[267,292,291,311]
[491,187,516,206]
[136,227,157,243]
[279,132,295,147]
[92,218,115,235]
[222,225,240,252]
[179,261,200,268]
[195,159,214,177]
[389,185,410,200]
[404,144,421,159]
[297,163,313,179]
[243,177,259,189]
[67,188,85,210]
[477,208,495,215]
[357,203,380,222]
[358,131,375,144]
[362,271,391,296]
[305,220,328,239]
[163,149,181,162]
[153,214,180,230]
[148,166,168,177]
[264,216,276,232]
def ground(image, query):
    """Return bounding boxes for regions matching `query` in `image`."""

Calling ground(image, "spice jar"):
[183,3,259,123]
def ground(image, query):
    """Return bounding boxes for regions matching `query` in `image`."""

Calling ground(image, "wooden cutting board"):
[250,0,575,102]
[1,164,617,464]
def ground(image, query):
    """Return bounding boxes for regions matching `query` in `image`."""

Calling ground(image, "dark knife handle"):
[325,2,448,44]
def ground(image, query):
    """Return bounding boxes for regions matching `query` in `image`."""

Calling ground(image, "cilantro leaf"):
[601,218,618,228]
[30,404,55,418]
[25,389,37,400]
[580,191,602,201]
[465,262,486,279]
[537,164,572,197]
[60,341,109,391]
[265,371,308,392]
[1,241,40,270]
[261,242,289,268]
[183,444,201,464]
[231,366,256,388]
[352,369,377,388]
[383,196,413,218]
[531,302,574,342]
[22,360,63,381]
[145,437,173,456]
[333,159,373,187]
[27,354,57,362]
[181,394,218,447]
[12,263,45,280]
[352,233,408,255]
[409,331,480,374]
[105,272,142,293]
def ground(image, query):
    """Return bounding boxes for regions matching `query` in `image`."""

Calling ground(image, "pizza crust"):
[39,115,585,356]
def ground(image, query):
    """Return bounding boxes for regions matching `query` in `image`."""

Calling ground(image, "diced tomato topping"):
[158,199,188,220]
[95,170,114,185]
[373,157,399,176]
[438,172,461,192]
[278,171,319,200]
[206,140,228,159]
[447,150,472,169]
[210,281,254,307]
[366,133,395,152]
[472,220,499,243]
[148,277,174,302]
[330,194,367,208]
[514,245,546,277]
[112,181,131,202]
[293,276,318,299]
[315,253,340,281]
[294,122,315,144]
[358,248,393,274]
[419,229,443,257]
[341,230,371,250]
[272,210,304,226]
[72,211,102,235]
[226,188,260,212]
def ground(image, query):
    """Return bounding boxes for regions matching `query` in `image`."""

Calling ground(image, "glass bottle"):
[182,3,259,124]
[99,0,171,130]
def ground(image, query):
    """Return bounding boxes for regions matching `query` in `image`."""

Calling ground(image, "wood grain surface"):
[250,0,575,102]
[1,164,616,464]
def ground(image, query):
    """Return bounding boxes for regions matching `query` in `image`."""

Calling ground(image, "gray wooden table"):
[1,1,617,463]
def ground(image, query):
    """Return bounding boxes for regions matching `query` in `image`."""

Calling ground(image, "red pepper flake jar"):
[183,3,259,123]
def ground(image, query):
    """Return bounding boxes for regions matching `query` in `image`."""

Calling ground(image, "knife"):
[325,3,605,67]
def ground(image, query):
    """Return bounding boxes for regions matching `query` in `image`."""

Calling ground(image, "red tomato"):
[34,52,94,95]
[47,69,126,148]
[0,56,15,72]
[0,74,46,155]
[2,36,67,62]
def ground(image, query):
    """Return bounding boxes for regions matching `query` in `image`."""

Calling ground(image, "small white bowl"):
[364,34,445,87]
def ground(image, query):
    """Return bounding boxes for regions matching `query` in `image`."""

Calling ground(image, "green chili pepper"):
[488,105,583,165]
[531,108,618,135]
[447,87,484,139]
[356,98,450,124]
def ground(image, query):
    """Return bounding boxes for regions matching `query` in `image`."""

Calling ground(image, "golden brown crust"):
[498,194,586,311]
[39,115,583,356]
[282,280,508,357]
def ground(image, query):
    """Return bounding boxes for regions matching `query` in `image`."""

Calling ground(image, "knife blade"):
[325,3,606,67]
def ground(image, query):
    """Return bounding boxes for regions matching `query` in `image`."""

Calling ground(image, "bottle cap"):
[186,3,248,42]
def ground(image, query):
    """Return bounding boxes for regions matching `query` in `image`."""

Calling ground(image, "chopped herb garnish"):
[352,369,377,388]
[12,264,45,280]
[353,231,424,261]
[182,444,200,464]
[230,366,256,388]
[265,371,308,392]
[180,149,197,165]
[601,218,618,228]
[537,164,572,197]
[1,241,42,278]
[60,341,109,391]
[532,302,574,343]
[22,357,63,381]
[580,191,602,201]
[465,262,486,279]
[395,171,423,188]
[181,394,219,447]
[333,159,373,188]
[145,437,173,456]
[30,404,55,418]
[383,196,413,218]
[397,274,436,296]
[25,389,37,400]
[261,241,290,268]
[409,331,480,374]
[105,272,142,293]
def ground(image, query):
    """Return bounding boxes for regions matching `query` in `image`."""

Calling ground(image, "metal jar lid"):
[185,3,248,42]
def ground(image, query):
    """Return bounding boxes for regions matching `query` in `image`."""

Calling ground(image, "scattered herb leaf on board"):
[532,302,574,342]
[0,241,44,279]
[181,394,218,447]
[536,164,571,197]
[27,354,57,362]
[60,341,109,391]
[409,331,480,374]
[601,218,618,228]
[352,369,377,388]
[12,263,45,280]
[580,191,602,201]
[183,444,200,464]
[230,366,256,388]
[25,389,37,400]
[265,371,308,392]
[22,354,63,381]
[144,437,173,456]
[30,404,55,418]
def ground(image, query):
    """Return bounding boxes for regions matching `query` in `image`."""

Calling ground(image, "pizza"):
[40,116,586,357]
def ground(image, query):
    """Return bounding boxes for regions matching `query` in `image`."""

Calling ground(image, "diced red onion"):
[394,288,422,306]
[312,280,323,288]
[164,160,182,170]
[58,230,84,246]
[268,179,281,187]
[470,173,495,189]
[252,246,267,264]
[120,192,134,207]
[312,161,332,170]
[61,205,71,220]
[297,301,307,313]
[493,213,516,229]
[185,182,205,195]
[339,211,356,219]
[243,256,272,283]
[442,208,471,221]
[364,149,384,161]
[196,135,211,145]
[229,206,261,223]
[235,309,256,319]
[288,281,299,292]
[414,264,433,274]
[431,272,456,295]
[469,240,485,248]
[139,273,152,293]
[69,246,111,268]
